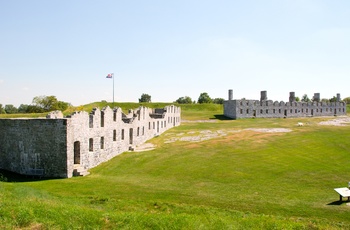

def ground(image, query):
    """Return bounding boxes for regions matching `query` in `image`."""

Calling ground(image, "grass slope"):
[0,103,350,229]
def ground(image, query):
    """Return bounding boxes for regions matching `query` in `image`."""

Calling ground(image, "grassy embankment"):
[0,102,350,229]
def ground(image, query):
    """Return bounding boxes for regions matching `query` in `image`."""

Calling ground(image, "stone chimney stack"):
[260,91,267,101]
[337,93,341,102]
[228,89,233,101]
[313,93,320,102]
[289,92,296,102]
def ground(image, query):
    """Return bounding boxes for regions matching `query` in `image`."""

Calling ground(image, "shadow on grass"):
[210,114,232,120]
[0,169,62,183]
[327,200,350,205]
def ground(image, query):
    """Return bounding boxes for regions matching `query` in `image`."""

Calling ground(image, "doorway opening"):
[74,141,80,164]
[129,128,133,145]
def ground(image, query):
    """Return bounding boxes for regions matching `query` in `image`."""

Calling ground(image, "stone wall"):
[66,105,181,177]
[224,90,347,119]
[0,119,68,177]
[0,105,181,178]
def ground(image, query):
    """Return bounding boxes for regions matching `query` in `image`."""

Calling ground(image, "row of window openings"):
[240,108,344,114]
[240,101,345,107]
[168,117,180,123]
[90,114,178,129]
[88,127,145,151]
[88,118,176,151]
[91,112,136,128]
[87,116,180,151]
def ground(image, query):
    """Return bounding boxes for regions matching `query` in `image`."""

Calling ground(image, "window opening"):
[89,138,93,152]
[100,137,104,149]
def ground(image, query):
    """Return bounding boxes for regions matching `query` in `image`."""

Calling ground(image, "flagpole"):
[113,73,115,106]
[106,73,115,106]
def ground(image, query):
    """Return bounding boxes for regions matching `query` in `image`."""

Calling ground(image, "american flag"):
[106,73,113,78]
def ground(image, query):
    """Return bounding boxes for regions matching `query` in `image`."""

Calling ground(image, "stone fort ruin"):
[0,105,181,178]
[224,90,346,119]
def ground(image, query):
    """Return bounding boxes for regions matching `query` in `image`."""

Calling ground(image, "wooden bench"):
[334,187,350,201]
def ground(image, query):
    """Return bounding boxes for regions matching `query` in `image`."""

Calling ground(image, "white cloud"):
[0,80,4,84]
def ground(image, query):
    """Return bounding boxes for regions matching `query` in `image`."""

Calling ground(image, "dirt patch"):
[164,128,291,143]
[181,120,217,123]
[165,130,227,143]
[134,143,155,152]
[319,117,350,126]
[244,128,292,133]
[221,130,285,144]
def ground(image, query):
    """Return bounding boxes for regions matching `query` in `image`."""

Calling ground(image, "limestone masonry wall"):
[0,119,68,177]
[0,105,181,178]
[224,90,346,119]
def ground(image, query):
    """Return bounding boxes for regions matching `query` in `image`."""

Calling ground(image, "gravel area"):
[133,143,155,152]
[319,117,350,126]
[164,128,291,143]
[244,128,292,133]
[181,120,217,123]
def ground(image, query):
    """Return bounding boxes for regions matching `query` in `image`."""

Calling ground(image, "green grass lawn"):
[1,104,350,229]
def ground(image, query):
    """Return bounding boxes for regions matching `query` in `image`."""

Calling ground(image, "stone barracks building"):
[0,105,181,178]
[224,90,346,119]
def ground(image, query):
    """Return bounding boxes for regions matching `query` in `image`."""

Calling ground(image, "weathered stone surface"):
[0,119,67,177]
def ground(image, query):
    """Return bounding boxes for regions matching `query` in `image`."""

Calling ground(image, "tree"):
[4,104,18,114]
[32,95,70,112]
[18,104,29,113]
[27,105,44,113]
[139,93,151,103]
[295,97,300,102]
[197,92,212,104]
[32,95,58,111]
[301,94,310,102]
[213,98,224,104]
[321,98,329,103]
[55,101,70,111]
[343,97,350,104]
[175,96,193,104]
[0,104,6,114]
[329,96,337,103]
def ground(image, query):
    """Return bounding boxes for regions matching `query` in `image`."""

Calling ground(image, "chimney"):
[228,89,233,100]
[313,93,320,102]
[337,93,341,102]
[289,92,296,102]
[260,91,267,101]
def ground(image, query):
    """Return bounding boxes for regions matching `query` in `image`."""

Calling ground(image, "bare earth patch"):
[244,128,292,133]
[318,117,350,126]
[165,130,227,143]
[164,128,291,143]
[181,120,217,123]
[134,143,155,152]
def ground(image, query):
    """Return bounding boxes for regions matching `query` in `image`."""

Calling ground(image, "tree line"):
[138,93,224,104]
[141,93,350,104]
[295,94,350,103]
[0,96,71,114]
[175,93,224,104]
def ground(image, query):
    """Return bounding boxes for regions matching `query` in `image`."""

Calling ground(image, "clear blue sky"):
[1,0,349,107]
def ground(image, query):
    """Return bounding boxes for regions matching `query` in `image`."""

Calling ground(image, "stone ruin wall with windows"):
[224,90,346,119]
[0,105,181,178]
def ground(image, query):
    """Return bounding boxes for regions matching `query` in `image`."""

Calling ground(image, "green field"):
[1,103,350,229]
